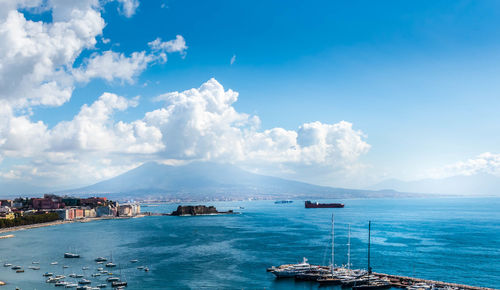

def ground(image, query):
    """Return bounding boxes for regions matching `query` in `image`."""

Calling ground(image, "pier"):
[374,272,498,290]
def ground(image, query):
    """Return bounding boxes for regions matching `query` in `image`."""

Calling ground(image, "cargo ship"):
[305,201,344,208]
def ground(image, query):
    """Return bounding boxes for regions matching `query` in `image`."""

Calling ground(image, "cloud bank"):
[0,78,371,187]
[426,152,500,179]
[0,1,371,190]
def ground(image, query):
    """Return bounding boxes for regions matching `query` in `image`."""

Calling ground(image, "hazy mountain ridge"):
[371,173,500,196]
[65,162,420,201]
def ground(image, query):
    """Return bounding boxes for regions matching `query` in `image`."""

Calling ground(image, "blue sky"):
[1,0,500,190]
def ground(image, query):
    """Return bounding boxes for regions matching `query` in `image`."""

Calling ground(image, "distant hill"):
[371,173,500,196]
[66,162,418,201]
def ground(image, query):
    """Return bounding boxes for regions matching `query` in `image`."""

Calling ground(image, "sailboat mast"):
[347,224,351,271]
[331,214,334,275]
[368,221,372,274]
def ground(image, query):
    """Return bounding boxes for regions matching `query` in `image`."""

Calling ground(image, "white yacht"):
[271,257,315,278]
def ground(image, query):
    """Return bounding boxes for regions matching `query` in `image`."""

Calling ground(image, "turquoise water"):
[0,197,499,289]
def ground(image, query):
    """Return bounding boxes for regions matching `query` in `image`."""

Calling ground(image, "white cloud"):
[148,35,188,59]
[146,79,370,179]
[74,34,187,84]
[73,51,153,83]
[0,1,185,108]
[0,79,371,188]
[230,54,236,65]
[116,0,140,18]
[0,1,104,107]
[426,152,500,179]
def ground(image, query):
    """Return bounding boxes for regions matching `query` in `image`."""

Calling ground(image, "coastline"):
[0,215,143,234]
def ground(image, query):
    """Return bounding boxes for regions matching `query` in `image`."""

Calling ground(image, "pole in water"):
[368,221,372,274]
[331,213,335,275]
[347,224,351,271]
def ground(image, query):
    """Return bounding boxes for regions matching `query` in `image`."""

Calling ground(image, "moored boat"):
[271,257,314,278]
[95,257,107,262]
[64,252,80,258]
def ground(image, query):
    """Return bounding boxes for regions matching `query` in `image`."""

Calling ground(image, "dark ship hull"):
[305,201,344,208]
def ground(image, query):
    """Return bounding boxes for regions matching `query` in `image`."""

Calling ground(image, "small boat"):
[11,265,22,270]
[130,259,138,263]
[47,277,59,283]
[32,261,40,264]
[274,200,293,204]
[76,287,91,290]
[55,281,69,287]
[63,265,70,268]
[95,257,107,262]
[97,284,107,288]
[82,266,89,270]
[75,274,84,278]
[55,275,66,279]
[65,283,78,288]
[105,262,116,268]
[144,267,149,272]
[78,279,91,285]
[407,282,433,290]
[16,269,24,273]
[111,281,127,287]
[137,266,144,270]
[352,281,391,290]
[92,273,101,277]
[28,265,40,270]
[51,261,59,265]
[3,263,12,267]
[106,276,120,282]
[64,252,80,258]
[43,272,54,276]
[97,267,104,271]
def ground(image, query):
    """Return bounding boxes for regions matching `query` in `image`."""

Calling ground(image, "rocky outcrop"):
[170,205,233,216]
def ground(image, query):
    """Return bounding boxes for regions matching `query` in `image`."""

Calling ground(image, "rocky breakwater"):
[170,205,235,216]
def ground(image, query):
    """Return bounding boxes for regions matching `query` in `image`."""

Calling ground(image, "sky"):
[1,0,500,192]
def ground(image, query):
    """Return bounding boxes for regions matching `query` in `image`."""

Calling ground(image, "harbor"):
[267,215,499,290]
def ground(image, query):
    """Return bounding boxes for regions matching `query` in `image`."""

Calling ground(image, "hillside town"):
[0,194,141,228]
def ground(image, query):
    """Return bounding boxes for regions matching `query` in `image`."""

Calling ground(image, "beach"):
[0,215,142,234]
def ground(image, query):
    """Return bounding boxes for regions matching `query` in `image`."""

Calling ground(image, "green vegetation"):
[0,212,60,229]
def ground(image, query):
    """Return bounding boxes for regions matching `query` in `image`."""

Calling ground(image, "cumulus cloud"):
[148,35,188,59]
[73,51,153,84]
[146,79,370,177]
[0,0,185,108]
[0,0,104,107]
[0,79,371,187]
[426,152,500,179]
[74,36,187,84]
[116,0,140,17]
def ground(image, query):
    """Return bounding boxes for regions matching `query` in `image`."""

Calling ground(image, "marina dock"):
[374,272,498,290]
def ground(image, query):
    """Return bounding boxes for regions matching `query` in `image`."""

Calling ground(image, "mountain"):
[67,162,418,201]
[371,173,500,196]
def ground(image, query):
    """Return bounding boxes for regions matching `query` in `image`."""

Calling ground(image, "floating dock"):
[374,272,498,290]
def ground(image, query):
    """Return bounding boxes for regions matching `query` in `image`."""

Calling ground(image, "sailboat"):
[351,221,391,290]
[105,252,117,268]
[317,214,343,285]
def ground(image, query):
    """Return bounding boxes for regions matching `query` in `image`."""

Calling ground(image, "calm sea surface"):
[0,197,499,289]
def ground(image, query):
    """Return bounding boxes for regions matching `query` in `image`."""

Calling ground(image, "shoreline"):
[0,215,144,234]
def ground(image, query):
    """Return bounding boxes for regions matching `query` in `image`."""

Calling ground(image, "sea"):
[0,197,499,289]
